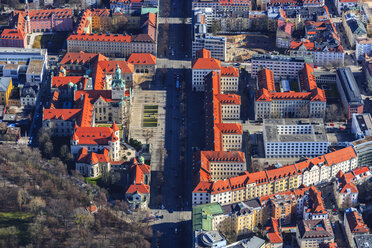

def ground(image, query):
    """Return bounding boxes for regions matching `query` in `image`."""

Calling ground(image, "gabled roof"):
[77,147,110,164]
[67,33,132,43]
[0,29,25,40]
[192,58,221,70]
[73,126,117,145]
[60,52,108,65]
[221,66,239,77]
[43,109,81,121]
[214,94,241,105]
[346,210,370,234]
[51,76,87,89]
[215,123,243,134]
[127,53,156,65]
[300,63,317,91]
[97,60,134,74]
[324,146,356,165]
[258,68,275,92]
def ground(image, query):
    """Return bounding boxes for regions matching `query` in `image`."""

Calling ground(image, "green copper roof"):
[192,203,223,232]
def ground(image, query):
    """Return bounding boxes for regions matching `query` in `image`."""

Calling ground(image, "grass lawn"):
[96,123,124,139]
[143,105,158,128]
[84,176,103,186]
[32,32,69,52]
[0,212,33,245]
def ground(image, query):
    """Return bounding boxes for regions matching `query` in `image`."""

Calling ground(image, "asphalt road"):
[150,0,194,246]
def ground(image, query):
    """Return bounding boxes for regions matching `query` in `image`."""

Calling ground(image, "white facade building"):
[356,38,372,60]
[263,119,329,158]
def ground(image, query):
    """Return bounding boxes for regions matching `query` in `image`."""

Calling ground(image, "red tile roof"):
[266,164,298,181]
[192,58,221,70]
[0,29,25,40]
[77,147,110,164]
[266,218,283,244]
[221,66,239,77]
[215,123,243,134]
[211,179,231,194]
[346,210,370,234]
[196,48,211,59]
[51,76,87,89]
[60,52,108,65]
[73,126,117,145]
[43,109,81,121]
[67,33,132,43]
[300,63,317,91]
[258,68,275,92]
[15,9,73,20]
[214,94,241,105]
[352,166,370,176]
[256,88,326,102]
[324,146,356,166]
[97,60,134,74]
[127,53,156,65]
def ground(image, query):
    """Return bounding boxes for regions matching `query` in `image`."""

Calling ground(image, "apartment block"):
[263,118,329,158]
[356,38,372,60]
[255,65,326,120]
[220,66,239,92]
[336,67,364,119]
[0,29,27,48]
[296,219,334,248]
[344,208,370,248]
[251,54,307,79]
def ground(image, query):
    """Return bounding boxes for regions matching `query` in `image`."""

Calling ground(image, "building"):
[71,126,120,161]
[220,66,239,92]
[76,147,111,178]
[335,0,359,14]
[194,230,226,248]
[251,54,308,79]
[344,208,370,248]
[196,151,246,181]
[260,192,298,225]
[354,235,372,248]
[11,9,73,33]
[296,219,334,248]
[255,65,326,120]
[356,38,372,60]
[263,118,329,158]
[125,158,151,209]
[192,35,226,62]
[343,13,367,48]
[192,49,221,91]
[266,218,283,248]
[351,113,372,139]
[192,146,357,207]
[226,236,266,248]
[215,94,241,120]
[0,29,27,48]
[336,68,364,119]
[127,53,157,77]
[192,202,225,232]
[352,137,372,166]
[334,170,359,208]
[289,19,344,66]
[0,48,47,84]
[0,77,13,106]
[20,84,37,106]
[110,0,159,14]
[221,199,263,235]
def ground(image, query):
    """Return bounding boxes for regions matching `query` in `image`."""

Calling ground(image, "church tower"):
[111,64,126,100]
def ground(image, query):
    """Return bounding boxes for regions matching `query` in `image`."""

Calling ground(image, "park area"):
[143,105,158,128]
[0,212,33,246]
[32,32,69,53]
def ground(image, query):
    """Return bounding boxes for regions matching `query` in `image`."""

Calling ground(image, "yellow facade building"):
[0,77,13,106]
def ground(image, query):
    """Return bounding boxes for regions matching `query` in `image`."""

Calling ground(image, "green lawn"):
[0,212,33,245]
[143,105,158,128]
[84,176,102,186]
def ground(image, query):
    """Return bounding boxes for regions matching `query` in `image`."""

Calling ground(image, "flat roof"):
[26,59,44,75]
[354,234,372,248]
[263,118,328,143]
[252,54,308,63]
[336,68,363,104]
[354,113,372,133]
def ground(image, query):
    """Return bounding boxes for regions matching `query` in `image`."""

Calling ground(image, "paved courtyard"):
[129,89,166,171]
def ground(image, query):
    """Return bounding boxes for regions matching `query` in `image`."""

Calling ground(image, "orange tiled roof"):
[77,147,110,164]
[324,146,356,165]
[60,52,108,65]
[67,33,131,43]
[300,63,317,91]
[73,126,117,145]
[43,109,81,121]
[196,48,211,59]
[127,53,156,65]
[91,9,110,17]
[0,29,25,40]
[214,94,241,105]
[256,88,326,102]
[97,60,134,74]
[353,166,370,176]
[221,66,239,77]
[266,164,298,181]
[258,68,275,92]
[51,76,87,88]
[266,218,283,244]
[192,58,221,70]
[215,123,243,134]
[15,9,72,20]
[346,210,369,234]
[193,181,213,193]
[211,179,231,194]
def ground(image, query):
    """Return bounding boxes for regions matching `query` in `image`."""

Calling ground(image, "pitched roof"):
[346,210,370,234]
[60,52,108,65]
[258,68,275,92]
[221,66,239,77]
[127,53,156,65]
[67,33,132,43]
[0,29,25,40]
[266,218,283,244]
[298,219,334,239]
[77,147,110,164]
[214,94,241,105]
[192,58,221,70]
[324,146,356,165]
[43,109,81,121]
[215,123,243,134]
[73,126,117,145]
[97,60,134,74]
[51,76,87,88]
[300,63,317,91]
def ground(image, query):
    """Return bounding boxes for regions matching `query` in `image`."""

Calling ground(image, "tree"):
[211,20,221,35]
[143,129,154,144]
[59,145,72,163]
[217,218,237,244]
[17,188,29,210]
[28,197,46,213]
